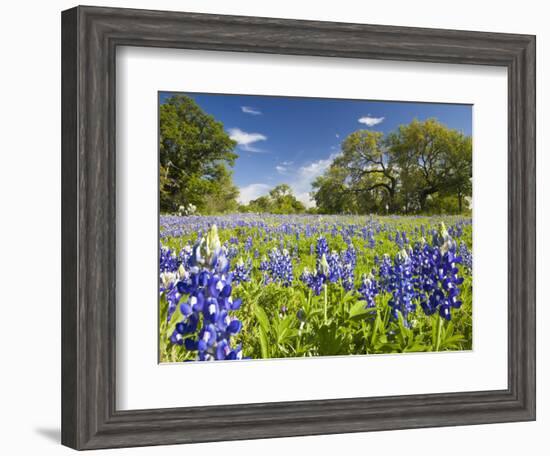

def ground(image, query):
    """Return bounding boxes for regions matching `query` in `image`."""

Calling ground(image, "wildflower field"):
[159,214,472,362]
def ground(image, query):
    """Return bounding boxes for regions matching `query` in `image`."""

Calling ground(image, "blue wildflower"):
[232,258,252,284]
[316,236,329,259]
[358,273,378,308]
[416,223,465,320]
[326,251,343,283]
[167,225,244,361]
[263,248,294,287]
[386,249,417,323]
[458,242,472,272]
[299,264,326,296]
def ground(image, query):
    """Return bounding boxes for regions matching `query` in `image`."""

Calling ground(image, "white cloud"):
[297,153,339,180]
[358,116,385,127]
[289,152,341,208]
[238,183,270,204]
[276,161,294,174]
[239,153,340,208]
[241,106,262,115]
[228,128,267,152]
[295,192,314,207]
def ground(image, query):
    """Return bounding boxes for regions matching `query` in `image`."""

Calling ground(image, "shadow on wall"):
[34,427,60,443]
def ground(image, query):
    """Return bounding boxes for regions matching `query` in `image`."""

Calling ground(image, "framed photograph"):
[61,5,536,450]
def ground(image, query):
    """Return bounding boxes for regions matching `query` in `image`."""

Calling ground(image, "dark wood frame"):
[61,5,536,450]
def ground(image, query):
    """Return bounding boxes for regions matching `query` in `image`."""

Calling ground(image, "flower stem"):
[435,315,443,351]
[324,284,328,324]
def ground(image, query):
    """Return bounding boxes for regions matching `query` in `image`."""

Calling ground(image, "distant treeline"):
[160,94,471,216]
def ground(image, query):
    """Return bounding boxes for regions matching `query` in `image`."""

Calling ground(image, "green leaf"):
[397,312,412,347]
[258,326,270,358]
[370,312,382,346]
[254,304,271,334]
[349,301,371,320]
[318,323,346,355]
[440,334,466,350]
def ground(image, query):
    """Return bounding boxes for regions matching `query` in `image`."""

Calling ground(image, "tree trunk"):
[419,192,428,212]
[387,188,396,213]
[419,187,437,213]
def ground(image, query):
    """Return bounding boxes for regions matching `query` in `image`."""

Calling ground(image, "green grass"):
[159,215,472,362]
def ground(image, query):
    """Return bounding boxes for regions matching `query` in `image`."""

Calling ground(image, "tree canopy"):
[311,119,472,215]
[159,94,239,213]
[240,184,306,214]
[159,95,471,216]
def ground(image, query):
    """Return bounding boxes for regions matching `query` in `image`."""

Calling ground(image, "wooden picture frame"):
[61,5,536,450]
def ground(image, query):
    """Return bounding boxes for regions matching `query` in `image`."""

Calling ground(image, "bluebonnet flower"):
[167,225,244,361]
[160,270,178,294]
[178,245,193,270]
[325,251,343,283]
[259,255,269,273]
[299,268,325,296]
[416,223,465,320]
[163,277,181,323]
[395,231,404,249]
[299,254,329,296]
[448,224,463,239]
[341,263,355,292]
[232,258,252,284]
[263,248,294,286]
[328,247,356,290]
[160,244,189,322]
[431,222,450,248]
[159,245,179,274]
[343,244,357,268]
[170,313,199,345]
[226,244,238,261]
[378,254,393,292]
[244,236,253,252]
[458,242,473,272]
[316,236,329,259]
[386,249,417,323]
[358,273,379,308]
[368,232,376,249]
[314,237,357,291]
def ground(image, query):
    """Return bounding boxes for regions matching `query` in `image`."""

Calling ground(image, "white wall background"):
[0,1,546,454]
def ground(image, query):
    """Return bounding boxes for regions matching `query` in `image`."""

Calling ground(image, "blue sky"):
[160,92,472,207]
